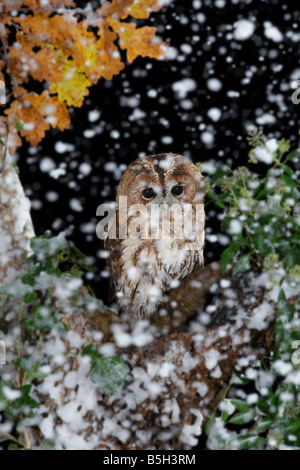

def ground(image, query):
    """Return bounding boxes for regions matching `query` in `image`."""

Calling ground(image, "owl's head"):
[116,153,205,208]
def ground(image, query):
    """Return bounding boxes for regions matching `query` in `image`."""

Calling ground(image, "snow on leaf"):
[49,57,92,108]
[98,0,136,20]
[95,24,125,81]
[129,0,163,19]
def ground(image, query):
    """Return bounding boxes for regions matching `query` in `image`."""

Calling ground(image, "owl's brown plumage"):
[105,153,206,318]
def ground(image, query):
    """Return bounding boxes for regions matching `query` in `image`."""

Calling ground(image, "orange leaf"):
[5,94,50,147]
[48,0,76,6]
[15,13,75,59]
[7,0,76,8]
[0,60,5,83]
[108,19,166,63]
[99,0,135,20]
[8,36,60,85]
[37,91,71,131]
[94,23,125,81]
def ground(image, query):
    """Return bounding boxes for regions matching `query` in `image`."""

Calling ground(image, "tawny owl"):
[105,153,206,319]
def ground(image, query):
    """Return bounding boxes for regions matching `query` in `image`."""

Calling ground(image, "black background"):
[16,0,300,302]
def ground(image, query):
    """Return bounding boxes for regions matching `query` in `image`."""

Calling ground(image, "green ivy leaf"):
[12,356,48,381]
[236,434,266,450]
[276,289,295,342]
[11,161,20,175]
[281,174,297,192]
[23,292,39,304]
[204,412,216,436]
[229,373,250,386]
[23,305,66,334]
[41,439,56,450]
[257,398,274,418]
[285,149,300,162]
[232,252,251,275]
[89,356,130,396]
[230,399,251,413]
[255,417,273,433]
[81,344,100,361]
[0,279,36,303]
[228,408,256,425]
[4,384,39,421]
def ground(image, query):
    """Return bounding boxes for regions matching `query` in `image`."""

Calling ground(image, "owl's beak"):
[153,193,177,207]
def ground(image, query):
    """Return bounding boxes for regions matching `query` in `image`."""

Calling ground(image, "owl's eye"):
[142,188,156,199]
[171,185,184,196]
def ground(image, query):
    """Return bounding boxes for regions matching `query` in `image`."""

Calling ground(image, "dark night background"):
[16,0,300,303]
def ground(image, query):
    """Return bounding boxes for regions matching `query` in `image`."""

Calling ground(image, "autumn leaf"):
[95,24,125,81]
[48,0,76,6]
[0,0,169,152]
[8,35,60,85]
[99,0,164,20]
[70,21,123,83]
[47,46,92,107]
[128,0,163,19]
[99,0,136,20]
[5,93,51,146]
[108,19,166,63]
[4,0,76,9]
[4,90,71,147]
[31,91,71,132]
[15,14,75,58]
[49,60,91,107]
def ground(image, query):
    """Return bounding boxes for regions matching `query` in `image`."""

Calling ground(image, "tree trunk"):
[0,142,34,286]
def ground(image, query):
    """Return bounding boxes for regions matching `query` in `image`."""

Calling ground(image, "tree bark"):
[30,265,275,450]
[0,142,34,286]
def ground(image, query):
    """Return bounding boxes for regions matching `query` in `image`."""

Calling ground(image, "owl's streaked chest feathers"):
[117,236,203,318]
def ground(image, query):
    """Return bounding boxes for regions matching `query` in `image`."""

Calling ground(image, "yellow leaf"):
[108,19,166,63]
[49,56,91,107]
[128,0,163,19]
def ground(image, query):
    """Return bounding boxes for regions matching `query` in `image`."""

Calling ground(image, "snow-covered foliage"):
[0,132,299,450]
[202,131,300,450]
